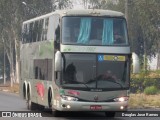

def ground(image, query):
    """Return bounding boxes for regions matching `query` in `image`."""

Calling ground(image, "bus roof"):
[56,9,124,17]
[23,9,124,24]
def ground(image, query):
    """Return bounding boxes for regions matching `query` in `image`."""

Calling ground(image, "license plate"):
[90,105,102,110]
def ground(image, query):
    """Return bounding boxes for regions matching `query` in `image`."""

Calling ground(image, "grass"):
[129,93,160,109]
[0,83,19,93]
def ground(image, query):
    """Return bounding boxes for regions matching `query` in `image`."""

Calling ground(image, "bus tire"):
[48,89,52,108]
[38,104,45,111]
[105,112,115,118]
[23,83,26,99]
[27,90,38,110]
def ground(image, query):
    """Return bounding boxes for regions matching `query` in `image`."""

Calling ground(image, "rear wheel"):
[27,92,38,110]
[38,104,45,111]
[105,112,115,118]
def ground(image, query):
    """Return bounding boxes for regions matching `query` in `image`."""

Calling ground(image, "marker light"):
[114,97,128,102]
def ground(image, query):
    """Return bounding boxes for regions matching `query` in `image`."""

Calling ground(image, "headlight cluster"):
[61,95,78,101]
[114,97,129,102]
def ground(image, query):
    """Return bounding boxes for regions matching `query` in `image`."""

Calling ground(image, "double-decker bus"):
[20,9,139,117]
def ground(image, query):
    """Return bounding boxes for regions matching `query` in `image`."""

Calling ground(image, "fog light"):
[120,106,124,110]
[67,105,71,109]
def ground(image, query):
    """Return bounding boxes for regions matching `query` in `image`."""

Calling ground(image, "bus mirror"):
[55,51,62,72]
[132,52,140,74]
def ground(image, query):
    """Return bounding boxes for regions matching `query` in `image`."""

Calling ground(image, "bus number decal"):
[98,55,126,62]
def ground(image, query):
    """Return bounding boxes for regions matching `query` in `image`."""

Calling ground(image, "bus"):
[20,9,139,117]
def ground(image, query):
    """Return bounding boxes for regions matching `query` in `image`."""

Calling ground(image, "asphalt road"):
[0,91,160,120]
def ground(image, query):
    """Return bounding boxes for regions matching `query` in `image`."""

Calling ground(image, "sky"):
[71,0,85,9]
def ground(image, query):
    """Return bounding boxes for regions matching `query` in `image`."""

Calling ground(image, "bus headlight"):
[114,97,128,102]
[61,95,78,101]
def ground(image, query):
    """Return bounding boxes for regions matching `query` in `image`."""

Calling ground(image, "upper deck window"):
[62,17,128,46]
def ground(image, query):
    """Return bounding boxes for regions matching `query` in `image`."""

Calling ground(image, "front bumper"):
[55,99,128,111]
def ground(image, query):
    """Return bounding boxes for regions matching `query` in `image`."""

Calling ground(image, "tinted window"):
[62,17,128,46]
[62,54,130,90]
[34,59,52,81]
[22,15,60,44]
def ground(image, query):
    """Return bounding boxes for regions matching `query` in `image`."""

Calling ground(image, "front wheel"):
[52,109,61,117]
[105,112,115,118]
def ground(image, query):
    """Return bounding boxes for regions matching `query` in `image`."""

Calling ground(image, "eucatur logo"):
[94,95,98,101]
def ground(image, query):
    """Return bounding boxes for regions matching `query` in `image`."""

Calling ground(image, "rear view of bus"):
[20,9,139,118]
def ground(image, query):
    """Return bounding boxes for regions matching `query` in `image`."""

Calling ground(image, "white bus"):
[20,9,139,117]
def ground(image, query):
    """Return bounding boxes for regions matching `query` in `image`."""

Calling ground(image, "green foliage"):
[130,78,144,93]
[131,69,160,93]
[87,0,160,69]
[0,0,72,82]
[143,78,160,89]
[144,86,159,95]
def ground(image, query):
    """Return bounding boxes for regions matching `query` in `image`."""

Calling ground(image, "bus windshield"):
[62,17,128,46]
[62,54,130,90]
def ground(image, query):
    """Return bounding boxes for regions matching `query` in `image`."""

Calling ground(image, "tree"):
[53,0,73,10]
[128,0,160,70]
[87,0,160,71]
[0,0,73,86]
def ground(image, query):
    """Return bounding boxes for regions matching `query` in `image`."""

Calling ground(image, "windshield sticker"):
[98,55,126,61]
[98,55,104,61]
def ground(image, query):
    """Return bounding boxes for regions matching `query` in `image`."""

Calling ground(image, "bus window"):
[89,18,103,45]
[22,24,28,44]
[54,16,60,51]
[62,17,80,44]
[47,15,60,50]
[62,17,128,46]
[42,18,49,41]
[32,21,38,42]
[34,59,52,81]
[38,19,44,41]
[28,22,34,43]
[113,19,127,44]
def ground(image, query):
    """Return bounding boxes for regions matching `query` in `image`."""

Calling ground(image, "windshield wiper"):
[105,79,124,88]
[79,83,90,89]
[86,78,124,89]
